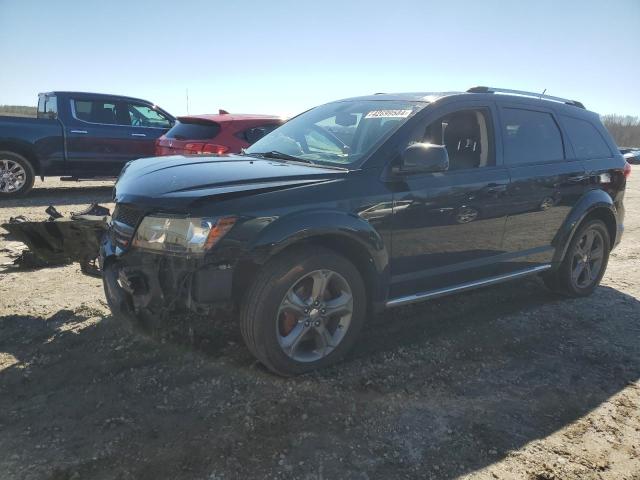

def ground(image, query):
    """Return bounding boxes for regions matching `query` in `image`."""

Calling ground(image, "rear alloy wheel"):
[543,219,610,297]
[240,247,366,376]
[570,228,606,289]
[0,151,35,197]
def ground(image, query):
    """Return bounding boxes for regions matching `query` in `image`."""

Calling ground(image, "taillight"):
[624,161,631,179]
[154,137,165,156]
[202,143,229,155]
[184,143,228,155]
[185,142,205,154]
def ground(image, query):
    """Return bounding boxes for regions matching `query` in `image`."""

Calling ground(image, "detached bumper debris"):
[2,203,110,276]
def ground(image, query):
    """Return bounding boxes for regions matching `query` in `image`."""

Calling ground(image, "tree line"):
[0,105,37,117]
[601,115,640,148]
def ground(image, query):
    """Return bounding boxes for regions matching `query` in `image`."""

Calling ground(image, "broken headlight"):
[132,215,236,254]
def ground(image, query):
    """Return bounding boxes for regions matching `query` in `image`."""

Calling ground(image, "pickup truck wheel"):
[0,151,35,197]
[240,247,367,376]
[543,219,610,297]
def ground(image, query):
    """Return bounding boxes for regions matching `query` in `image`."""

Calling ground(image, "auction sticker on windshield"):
[364,109,413,119]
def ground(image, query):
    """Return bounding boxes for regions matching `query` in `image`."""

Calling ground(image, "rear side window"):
[501,108,564,164]
[73,99,122,125]
[561,116,611,159]
[166,120,220,140]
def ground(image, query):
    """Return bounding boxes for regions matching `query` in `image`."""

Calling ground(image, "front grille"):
[111,204,143,249]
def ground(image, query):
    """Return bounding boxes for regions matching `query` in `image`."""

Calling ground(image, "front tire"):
[0,151,35,197]
[240,246,367,376]
[543,219,610,297]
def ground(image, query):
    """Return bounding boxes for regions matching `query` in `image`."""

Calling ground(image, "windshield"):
[245,100,424,167]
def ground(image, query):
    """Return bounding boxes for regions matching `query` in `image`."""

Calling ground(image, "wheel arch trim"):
[247,209,387,269]
[235,209,390,307]
[553,189,618,263]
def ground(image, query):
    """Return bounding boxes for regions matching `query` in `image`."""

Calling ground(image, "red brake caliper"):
[280,311,298,336]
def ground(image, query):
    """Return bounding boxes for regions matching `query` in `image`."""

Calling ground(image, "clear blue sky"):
[1,0,638,117]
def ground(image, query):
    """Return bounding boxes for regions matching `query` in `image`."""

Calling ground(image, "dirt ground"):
[1,176,639,480]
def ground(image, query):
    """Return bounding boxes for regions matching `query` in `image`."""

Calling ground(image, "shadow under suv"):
[101,86,629,376]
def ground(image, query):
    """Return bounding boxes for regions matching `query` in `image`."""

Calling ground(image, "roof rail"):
[467,86,585,109]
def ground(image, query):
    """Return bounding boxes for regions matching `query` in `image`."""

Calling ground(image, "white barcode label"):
[364,109,413,119]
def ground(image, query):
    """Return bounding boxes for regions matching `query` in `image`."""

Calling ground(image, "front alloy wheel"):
[277,269,353,362]
[240,247,366,376]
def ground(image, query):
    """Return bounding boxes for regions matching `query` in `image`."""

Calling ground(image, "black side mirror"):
[399,143,449,174]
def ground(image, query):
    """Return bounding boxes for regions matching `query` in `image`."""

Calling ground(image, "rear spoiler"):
[176,116,221,126]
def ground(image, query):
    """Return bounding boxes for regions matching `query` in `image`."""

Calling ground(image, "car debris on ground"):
[2,203,110,276]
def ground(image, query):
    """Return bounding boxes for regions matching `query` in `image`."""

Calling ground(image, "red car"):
[155,110,284,156]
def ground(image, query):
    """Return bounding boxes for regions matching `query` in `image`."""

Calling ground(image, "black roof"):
[336,88,593,115]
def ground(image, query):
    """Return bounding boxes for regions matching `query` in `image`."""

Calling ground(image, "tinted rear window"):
[166,120,220,140]
[561,116,611,159]
[501,108,564,164]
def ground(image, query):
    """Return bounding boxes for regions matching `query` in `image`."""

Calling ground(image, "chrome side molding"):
[386,265,552,308]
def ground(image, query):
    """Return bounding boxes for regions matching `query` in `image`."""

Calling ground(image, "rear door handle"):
[568,174,589,183]
[70,129,88,134]
[131,133,146,137]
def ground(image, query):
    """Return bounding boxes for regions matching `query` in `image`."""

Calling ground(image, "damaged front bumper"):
[2,204,110,275]
[100,231,237,323]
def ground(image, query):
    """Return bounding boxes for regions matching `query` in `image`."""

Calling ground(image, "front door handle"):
[70,129,88,134]
[131,133,146,137]
[484,183,508,195]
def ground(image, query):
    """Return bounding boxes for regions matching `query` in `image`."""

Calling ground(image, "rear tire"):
[0,151,35,197]
[543,219,610,297]
[240,246,367,376]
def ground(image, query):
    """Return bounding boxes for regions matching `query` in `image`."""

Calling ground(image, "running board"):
[60,176,116,182]
[385,265,552,308]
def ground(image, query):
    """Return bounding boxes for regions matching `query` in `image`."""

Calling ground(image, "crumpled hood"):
[114,154,346,205]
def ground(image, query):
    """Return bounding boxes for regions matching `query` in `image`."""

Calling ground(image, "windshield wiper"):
[250,151,315,165]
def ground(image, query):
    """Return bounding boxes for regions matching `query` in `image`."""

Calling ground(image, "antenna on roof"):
[219,109,229,115]
[540,88,547,98]
[186,88,190,115]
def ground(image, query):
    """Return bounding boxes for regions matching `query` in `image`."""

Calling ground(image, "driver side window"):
[126,103,172,128]
[413,108,495,171]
